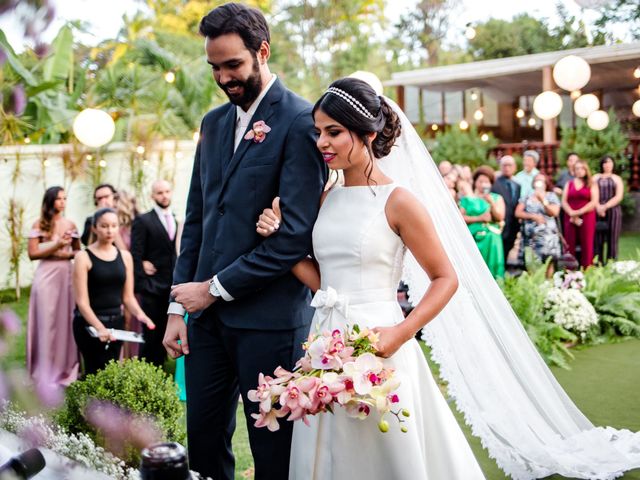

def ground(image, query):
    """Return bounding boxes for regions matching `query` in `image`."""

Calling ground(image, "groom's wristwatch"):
[208,278,222,299]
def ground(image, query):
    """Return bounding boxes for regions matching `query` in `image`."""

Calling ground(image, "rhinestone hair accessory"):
[326,87,375,119]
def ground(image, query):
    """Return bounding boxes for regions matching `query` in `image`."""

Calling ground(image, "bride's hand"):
[371,325,412,358]
[256,197,281,237]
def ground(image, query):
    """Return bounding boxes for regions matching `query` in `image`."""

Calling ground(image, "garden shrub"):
[56,358,185,464]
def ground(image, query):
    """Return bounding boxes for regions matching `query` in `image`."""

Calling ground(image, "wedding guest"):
[438,160,452,177]
[73,208,154,375]
[459,166,506,279]
[562,160,598,268]
[131,180,178,367]
[81,184,116,245]
[491,155,521,260]
[443,168,459,201]
[27,186,80,387]
[116,190,139,250]
[514,150,540,200]
[515,173,561,270]
[115,190,140,358]
[554,152,579,196]
[593,155,624,262]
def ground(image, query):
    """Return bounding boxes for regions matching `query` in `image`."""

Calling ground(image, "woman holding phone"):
[73,208,154,375]
[459,166,506,278]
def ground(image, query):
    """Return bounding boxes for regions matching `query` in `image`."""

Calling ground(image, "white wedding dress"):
[288,183,486,480]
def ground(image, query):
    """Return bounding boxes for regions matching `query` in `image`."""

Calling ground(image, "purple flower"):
[0,48,7,67]
[35,379,63,408]
[9,85,27,116]
[0,0,19,16]
[33,43,50,59]
[0,309,21,335]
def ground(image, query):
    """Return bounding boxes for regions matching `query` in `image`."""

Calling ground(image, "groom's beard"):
[218,57,262,110]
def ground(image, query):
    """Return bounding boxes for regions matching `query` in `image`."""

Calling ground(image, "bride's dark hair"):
[313,78,402,184]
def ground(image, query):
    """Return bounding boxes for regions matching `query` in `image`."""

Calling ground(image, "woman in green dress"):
[459,166,506,279]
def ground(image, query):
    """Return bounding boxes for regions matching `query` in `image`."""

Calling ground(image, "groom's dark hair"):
[199,3,270,54]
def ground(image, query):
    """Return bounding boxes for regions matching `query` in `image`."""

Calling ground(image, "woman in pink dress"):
[561,160,598,268]
[27,186,81,387]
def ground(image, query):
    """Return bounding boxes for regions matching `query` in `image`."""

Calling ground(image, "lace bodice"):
[312,183,404,294]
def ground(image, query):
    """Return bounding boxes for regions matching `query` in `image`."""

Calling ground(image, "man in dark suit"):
[80,184,121,246]
[131,179,177,367]
[492,155,521,261]
[162,4,326,480]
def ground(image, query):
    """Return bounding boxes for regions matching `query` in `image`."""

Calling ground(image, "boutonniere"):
[244,120,271,143]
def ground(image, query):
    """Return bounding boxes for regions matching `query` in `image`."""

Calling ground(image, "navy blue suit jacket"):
[173,79,326,330]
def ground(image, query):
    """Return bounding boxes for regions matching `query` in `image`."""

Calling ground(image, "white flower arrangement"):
[553,270,586,290]
[0,403,139,480]
[611,261,640,281]
[544,287,599,341]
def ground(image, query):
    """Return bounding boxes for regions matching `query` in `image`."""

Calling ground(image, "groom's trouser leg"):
[185,314,239,480]
[223,323,308,480]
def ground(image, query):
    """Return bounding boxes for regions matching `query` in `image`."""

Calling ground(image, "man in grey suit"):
[163,4,326,479]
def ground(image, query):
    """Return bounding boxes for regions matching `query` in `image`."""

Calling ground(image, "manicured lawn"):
[619,232,640,261]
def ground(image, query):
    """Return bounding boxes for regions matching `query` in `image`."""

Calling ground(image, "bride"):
[256,76,640,479]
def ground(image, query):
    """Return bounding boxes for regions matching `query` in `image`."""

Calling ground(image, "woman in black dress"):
[72,208,155,375]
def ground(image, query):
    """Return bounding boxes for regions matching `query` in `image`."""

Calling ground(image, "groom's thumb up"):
[272,196,281,221]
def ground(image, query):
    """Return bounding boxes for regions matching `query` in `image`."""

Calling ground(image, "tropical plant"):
[582,263,640,341]
[501,258,576,368]
[4,200,26,300]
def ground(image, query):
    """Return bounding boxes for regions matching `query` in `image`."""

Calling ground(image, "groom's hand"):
[163,314,189,358]
[171,281,216,313]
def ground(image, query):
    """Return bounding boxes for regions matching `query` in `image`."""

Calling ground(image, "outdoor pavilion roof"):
[385,42,640,102]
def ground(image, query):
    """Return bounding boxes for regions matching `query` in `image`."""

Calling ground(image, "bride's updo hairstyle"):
[313,78,402,179]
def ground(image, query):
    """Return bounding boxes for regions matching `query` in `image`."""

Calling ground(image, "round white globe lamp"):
[533,91,563,120]
[73,109,115,148]
[553,55,591,92]
[349,71,384,96]
[632,100,640,117]
[574,94,600,118]
[586,110,609,130]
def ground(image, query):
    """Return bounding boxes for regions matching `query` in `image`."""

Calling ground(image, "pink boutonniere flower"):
[244,120,272,143]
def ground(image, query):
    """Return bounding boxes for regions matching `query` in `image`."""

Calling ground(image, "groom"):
[163,3,326,480]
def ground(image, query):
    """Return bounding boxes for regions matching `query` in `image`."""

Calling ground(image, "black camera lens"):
[140,442,191,480]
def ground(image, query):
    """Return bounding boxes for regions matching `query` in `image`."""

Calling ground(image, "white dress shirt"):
[153,205,176,237]
[167,74,278,316]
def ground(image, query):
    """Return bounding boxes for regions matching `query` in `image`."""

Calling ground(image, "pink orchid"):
[342,352,383,395]
[251,408,287,432]
[279,383,312,417]
[244,120,271,143]
[247,373,285,413]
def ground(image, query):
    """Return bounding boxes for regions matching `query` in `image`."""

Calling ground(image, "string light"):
[473,109,484,121]
[98,159,107,168]
[86,154,93,161]
[634,67,640,79]
[164,71,176,83]
[459,120,469,130]
[480,133,489,142]
[464,23,476,40]
[431,124,438,131]
[42,159,50,167]
[143,159,149,166]
[192,131,199,142]
[470,91,478,101]
[136,145,145,155]
[175,151,184,159]
[527,117,536,127]
[516,108,525,119]
[24,137,31,144]
[570,90,582,100]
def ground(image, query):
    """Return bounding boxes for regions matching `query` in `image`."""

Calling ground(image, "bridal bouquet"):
[248,325,409,433]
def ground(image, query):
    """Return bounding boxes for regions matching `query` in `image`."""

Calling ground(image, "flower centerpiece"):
[248,325,409,434]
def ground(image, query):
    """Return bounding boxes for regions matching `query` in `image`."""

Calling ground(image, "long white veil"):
[378,98,640,480]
